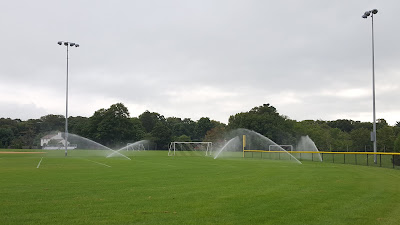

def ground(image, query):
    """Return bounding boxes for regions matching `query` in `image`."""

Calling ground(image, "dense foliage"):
[1,103,399,151]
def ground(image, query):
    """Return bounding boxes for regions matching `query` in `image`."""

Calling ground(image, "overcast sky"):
[1,0,399,125]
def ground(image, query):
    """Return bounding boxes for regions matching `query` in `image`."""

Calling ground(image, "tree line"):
[1,103,400,152]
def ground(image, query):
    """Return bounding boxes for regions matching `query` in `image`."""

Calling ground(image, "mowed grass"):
[1,150,400,225]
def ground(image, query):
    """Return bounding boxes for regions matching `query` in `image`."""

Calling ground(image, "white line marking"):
[37,157,43,168]
[82,159,111,168]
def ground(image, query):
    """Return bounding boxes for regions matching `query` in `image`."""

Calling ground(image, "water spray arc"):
[213,137,240,159]
[295,136,322,162]
[106,140,150,159]
[53,132,132,160]
[213,129,301,164]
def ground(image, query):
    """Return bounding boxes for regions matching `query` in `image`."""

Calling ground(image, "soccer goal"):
[126,143,145,151]
[168,142,213,156]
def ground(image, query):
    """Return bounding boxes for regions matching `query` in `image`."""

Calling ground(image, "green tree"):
[10,138,23,149]
[85,108,106,142]
[394,135,400,152]
[329,128,352,151]
[85,103,142,147]
[182,118,196,138]
[166,117,184,137]
[129,117,146,142]
[376,119,389,130]
[350,128,371,152]
[393,134,400,166]
[174,135,191,142]
[204,126,226,143]
[151,122,172,149]
[294,120,331,151]
[24,119,43,148]
[377,126,396,152]
[40,114,64,132]
[327,119,355,132]
[353,121,372,130]
[139,111,164,133]
[98,103,133,147]
[0,127,14,148]
[228,104,295,145]
[194,117,214,141]
[68,116,89,137]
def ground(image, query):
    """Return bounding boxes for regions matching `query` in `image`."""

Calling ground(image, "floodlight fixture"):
[57,41,80,48]
[362,9,378,18]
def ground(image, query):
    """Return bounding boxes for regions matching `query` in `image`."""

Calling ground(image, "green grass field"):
[1,150,400,225]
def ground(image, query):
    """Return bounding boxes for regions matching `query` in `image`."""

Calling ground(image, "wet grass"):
[1,150,400,224]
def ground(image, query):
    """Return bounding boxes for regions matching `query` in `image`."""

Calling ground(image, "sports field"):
[1,150,400,225]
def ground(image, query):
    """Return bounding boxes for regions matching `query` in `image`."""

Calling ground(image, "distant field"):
[1,150,400,225]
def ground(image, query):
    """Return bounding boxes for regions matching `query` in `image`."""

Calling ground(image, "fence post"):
[367,153,369,166]
[393,155,395,169]
[333,153,335,163]
[344,153,346,164]
[355,154,357,165]
[380,154,382,167]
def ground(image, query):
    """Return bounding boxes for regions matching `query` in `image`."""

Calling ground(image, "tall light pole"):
[58,41,79,157]
[362,9,378,164]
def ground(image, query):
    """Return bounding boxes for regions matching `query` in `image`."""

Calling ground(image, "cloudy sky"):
[1,0,399,125]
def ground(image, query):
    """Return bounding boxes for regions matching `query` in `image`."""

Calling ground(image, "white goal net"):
[126,143,146,151]
[168,142,213,156]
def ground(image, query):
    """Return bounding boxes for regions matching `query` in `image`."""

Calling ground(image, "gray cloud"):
[0,0,399,125]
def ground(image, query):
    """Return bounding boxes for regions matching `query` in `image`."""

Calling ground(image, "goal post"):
[168,142,213,156]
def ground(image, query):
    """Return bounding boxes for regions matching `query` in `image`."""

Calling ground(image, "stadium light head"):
[362,9,378,18]
[58,41,80,48]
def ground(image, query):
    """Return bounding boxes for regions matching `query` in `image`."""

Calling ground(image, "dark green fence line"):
[243,151,400,170]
